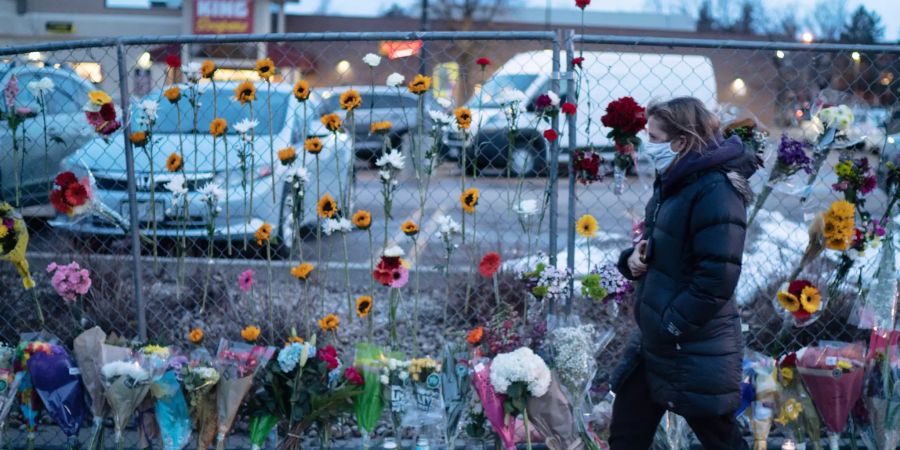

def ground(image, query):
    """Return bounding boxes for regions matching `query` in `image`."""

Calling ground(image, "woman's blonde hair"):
[646,97,719,153]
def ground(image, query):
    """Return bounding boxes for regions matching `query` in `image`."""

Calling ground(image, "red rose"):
[64,182,89,207]
[534,94,553,110]
[49,189,69,214]
[572,57,585,68]
[601,97,647,136]
[343,367,364,386]
[574,150,601,184]
[318,345,339,370]
[575,0,590,9]
[780,353,798,368]
[165,54,181,69]
[561,102,576,115]
[787,279,813,296]
[55,171,78,188]
[478,252,501,278]
[543,129,558,142]
[476,57,491,67]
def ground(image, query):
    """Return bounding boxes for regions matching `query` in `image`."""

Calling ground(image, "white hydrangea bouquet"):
[490,347,551,450]
[100,359,152,450]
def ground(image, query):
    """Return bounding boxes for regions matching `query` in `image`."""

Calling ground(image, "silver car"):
[0,65,94,208]
[52,81,354,245]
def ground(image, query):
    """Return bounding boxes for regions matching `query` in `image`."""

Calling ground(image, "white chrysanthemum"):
[429,110,452,125]
[489,347,551,398]
[547,91,560,107]
[383,245,404,257]
[436,215,461,236]
[516,199,539,216]
[139,99,159,124]
[182,62,202,83]
[386,73,405,87]
[198,182,224,203]
[165,174,187,196]
[498,89,528,105]
[287,166,310,185]
[363,53,382,68]
[380,375,390,385]
[436,97,452,109]
[191,366,219,381]
[375,149,405,170]
[101,361,149,382]
[322,217,352,236]
[233,118,259,134]
[27,77,55,97]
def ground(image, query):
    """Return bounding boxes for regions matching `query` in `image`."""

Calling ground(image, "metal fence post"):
[563,29,577,316]
[116,39,147,341]
[547,31,562,317]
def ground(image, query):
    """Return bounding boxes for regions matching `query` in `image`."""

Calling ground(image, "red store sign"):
[193,0,254,35]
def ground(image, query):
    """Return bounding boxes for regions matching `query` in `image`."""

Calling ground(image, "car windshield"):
[140,89,290,134]
[469,74,538,108]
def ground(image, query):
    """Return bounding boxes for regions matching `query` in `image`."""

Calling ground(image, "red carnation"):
[543,129,558,142]
[478,252,501,278]
[561,102,576,115]
[601,96,647,136]
[575,0,590,10]
[343,367,364,386]
[49,189,69,214]
[787,279,813,296]
[861,176,877,194]
[63,182,89,207]
[99,102,117,121]
[373,256,403,286]
[165,54,181,69]
[573,150,602,185]
[572,57,584,68]
[476,57,491,67]
[55,171,78,187]
[318,345,340,370]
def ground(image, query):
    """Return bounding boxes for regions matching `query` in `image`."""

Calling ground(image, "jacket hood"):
[660,135,758,204]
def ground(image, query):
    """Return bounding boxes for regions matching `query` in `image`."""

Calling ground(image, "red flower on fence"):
[476,57,491,67]
[165,54,181,69]
[479,252,502,278]
[561,102,577,115]
[543,129,558,142]
[575,0,590,10]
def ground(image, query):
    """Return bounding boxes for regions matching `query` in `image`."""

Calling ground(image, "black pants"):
[609,364,748,449]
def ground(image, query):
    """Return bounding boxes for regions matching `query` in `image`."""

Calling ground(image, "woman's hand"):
[628,240,648,278]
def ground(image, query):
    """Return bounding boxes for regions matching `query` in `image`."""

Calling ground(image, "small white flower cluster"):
[233,118,259,143]
[363,53,382,68]
[101,360,149,382]
[138,99,159,127]
[165,174,188,211]
[379,357,411,385]
[515,199,539,217]
[376,149,405,184]
[198,182,224,206]
[489,346,551,398]
[436,214,461,238]
[537,265,572,302]
[26,77,55,98]
[286,166,310,190]
[429,110,452,127]
[384,245,404,257]
[322,217,352,236]
[188,366,219,383]
[182,62,202,84]
[544,325,598,391]
[816,104,853,131]
[386,73,405,88]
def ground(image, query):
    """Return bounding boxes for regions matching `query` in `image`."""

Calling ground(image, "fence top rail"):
[0,31,558,57]
[575,34,900,53]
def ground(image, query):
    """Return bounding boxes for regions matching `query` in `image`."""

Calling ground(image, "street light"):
[27,51,42,61]
[336,60,351,74]
[776,50,785,59]
[137,52,152,70]
[801,32,814,44]
[851,51,861,62]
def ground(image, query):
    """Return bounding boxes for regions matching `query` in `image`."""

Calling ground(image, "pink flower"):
[47,261,92,302]
[344,367,364,386]
[861,176,877,194]
[238,269,256,292]
[389,266,409,289]
[4,76,18,109]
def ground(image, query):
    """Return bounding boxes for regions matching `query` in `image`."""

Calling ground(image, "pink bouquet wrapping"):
[213,339,274,450]
[797,342,866,450]
[471,362,517,450]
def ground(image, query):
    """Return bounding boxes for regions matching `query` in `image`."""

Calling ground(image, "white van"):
[445,50,718,176]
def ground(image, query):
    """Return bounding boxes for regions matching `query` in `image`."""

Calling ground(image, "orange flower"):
[293,79,310,101]
[164,86,181,103]
[200,60,216,79]
[352,210,372,230]
[408,74,431,95]
[255,223,272,245]
[209,118,227,137]
[290,262,314,280]
[241,325,261,343]
[356,296,373,318]
[278,146,297,165]
[318,313,340,332]
[340,89,362,111]
[321,113,342,133]
[317,193,337,218]
[235,80,256,105]
[467,326,484,345]
[304,137,323,154]
[285,335,304,346]
[370,121,392,134]
[454,107,472,131]
[166,153,183,172]
[460,188,479,214]
[401,220,419,237]
[255,58,275,79]
[188,328,204,344]
[129,131,148,147]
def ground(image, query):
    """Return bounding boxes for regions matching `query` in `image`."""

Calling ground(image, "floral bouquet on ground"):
[101,353,154,450]
[490,347,552,450]
[402,357,444,428]
[774,279,825,327]
[378,353,410,442]
[251,338,315,450]
[600,97,646,195]
[777,353,823,450]
[860,333,900,450]
[26,341,88,446]
[741,350,778,450]
[74,327,108,450]
[796,342,866,450]
[213,339,275,450]
[471,361,517,450]
[140,346,192,450]
[441,343,471,449]
[181,358,220,450]
[0,349,22,446]
[747,135,812,226]
[14,334,53,450]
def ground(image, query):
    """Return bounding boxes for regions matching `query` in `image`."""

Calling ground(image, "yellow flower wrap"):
[0,205,35,289]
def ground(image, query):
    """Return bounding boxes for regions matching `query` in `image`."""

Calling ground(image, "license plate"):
[120,201,163,223]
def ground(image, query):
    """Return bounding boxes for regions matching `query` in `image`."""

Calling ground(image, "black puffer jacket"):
[613,135,758,418]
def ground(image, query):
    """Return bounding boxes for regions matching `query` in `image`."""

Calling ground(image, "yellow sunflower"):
[235,80,256,105]
[166,152,183,172]
[340,89,362,111]
[129,131,148,147]
[255,58,275,79]
[164,86,181,103]
[285,335,304,346]
[317,193,337,219]
[88,90,112,106]
[777,291,801,313]
[209,118,228,137]
[576,214,598,238]
[454,107,472,131]
[290,262,314,281]
[188,328,204,344]
[830,200,855,219]
[460,187,479,214]
[408,74,431,95]
[293,79,311,101]
[799,285,821,313]
[241,325,261,343]
[321,113,343,133]
[401,220,419,236]
[356,296,373,318]
[780,367,794,387]
[200,60,216,79]
[278,146,297,165]
[304,137,323,154]
[352,210,372,230]
[370,121,393,134]
[0,224,8,239]
[255,222,272,246]
[318,313,340,332]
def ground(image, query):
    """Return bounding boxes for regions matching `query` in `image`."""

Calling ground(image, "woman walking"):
[609,97,759,449]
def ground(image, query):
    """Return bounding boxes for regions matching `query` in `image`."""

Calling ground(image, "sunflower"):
[235,80,256,105]
[188,328,204,344]
[467,326,484,345]
[829,200,855,220]
[460,187,479,214]
[200,60,216,79]
[780,367,795,387]
[163,86,181,103]
[777,291,801,313]
[129,131,149,147]
[304,137,323,154]
[408,74,431,95]
[290,262,314,280]
[285,335,304,346]
[356,295,373,318]
[209,118,227,137]
[166,152,183,172]
[352,210,372,230]
[255,222,272,246]
[278,146,297,165]
[241,325,261,343]
[576,214,598,238]
[318,313,340,332]
[317,193,337,219]
[255,58,275,79]
[321,113,343,132]
[88,90,112,106]
[799,285,821,313]
[340,89,362,111]
[370,121,393,135]
[454,107,472,131]
[293,79,310,101]
[401,220,419,237]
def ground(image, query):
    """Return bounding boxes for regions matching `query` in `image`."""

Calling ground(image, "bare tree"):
[809,0,848,42]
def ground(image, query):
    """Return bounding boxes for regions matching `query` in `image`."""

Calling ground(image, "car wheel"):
[275,182,310,258]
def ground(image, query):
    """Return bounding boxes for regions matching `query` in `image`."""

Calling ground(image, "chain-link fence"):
[0,30,899,448]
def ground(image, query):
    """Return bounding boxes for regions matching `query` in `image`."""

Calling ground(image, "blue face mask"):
[644,140,678,173]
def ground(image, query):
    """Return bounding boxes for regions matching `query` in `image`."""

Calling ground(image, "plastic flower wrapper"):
[858,331,900,450]
[26,341,88,443]
[49,169,142,238]
[651,411,691,450]
[851,218,896,330]
[378,351,409,441]
[213,338,275,450]
[140,346,191,450]
[14,332,56,449]
[471,361,517,450]
[254,336,316,450]
[101,355,154,450]
[401,357,444,428]
[490,347,552,450]
[73,326,108,449]
[0,372,22,445]
[747,134,812,226]
[441,343,471,449]
[0,342,13,397]
[777,353,822,450]
[796,342,866,450]
[354,344,384,449]
[0,203,42,324]
[800,103,863,203]
[526,372,585,450]
[741,350,778,450]
[181,358,220,450]
[601,96,647,195]
[773,279,827,328]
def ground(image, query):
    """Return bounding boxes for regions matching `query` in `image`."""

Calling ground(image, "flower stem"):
[412,237,421,352]
[342,231,353,324]
[524,409,532,450]
[267,240,274,343]
[267,81,276,204]
[247,105,256,251]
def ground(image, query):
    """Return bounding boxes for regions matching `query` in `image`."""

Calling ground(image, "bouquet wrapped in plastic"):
[742,350,778,450]
[441,343,471,449]
[354,344,383,449]
[774,279,826,328]
[471,361,517,450]
[213,339,275,450]
[797,342,866,450]
[0,343,22,445]
[378,352,409,441]
[101,349,154,450]
[141,345,191,450]
[14,334,50,450]
[860,331,900,450]
[181,359,220,450]
[402,357,444,428]
[49,170,135,236]
[0,203,41,323]
[27,342,88,445]
[777,353,822,450]
[73,327,109,450]
[600,97,646,195]
[651,412,691,450]
[747,134,811,226]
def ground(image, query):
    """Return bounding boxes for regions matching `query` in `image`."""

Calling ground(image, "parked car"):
[0,64,95,208]
[317,85,440,162]
[51,81,354,246]
[444,50,718,176]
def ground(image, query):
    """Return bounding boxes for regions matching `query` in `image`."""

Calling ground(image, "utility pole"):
[419,0,429,76]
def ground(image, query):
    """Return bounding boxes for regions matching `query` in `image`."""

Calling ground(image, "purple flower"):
[775,135,812,174]
[2,218,13,230]
[861,176,877,194]
[4,76,18,109]
[592,263,634,304]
